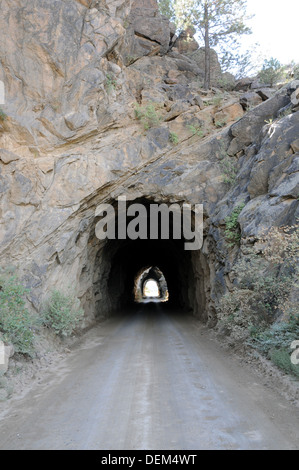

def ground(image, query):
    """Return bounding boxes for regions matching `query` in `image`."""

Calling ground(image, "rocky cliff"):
[0,0,298,330]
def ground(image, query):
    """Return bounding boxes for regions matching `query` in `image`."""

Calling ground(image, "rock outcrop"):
[0,0,298,329]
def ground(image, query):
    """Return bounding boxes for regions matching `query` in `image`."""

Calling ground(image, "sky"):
[242,0,299,65]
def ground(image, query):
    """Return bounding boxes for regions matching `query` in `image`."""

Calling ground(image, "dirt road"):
[0,304,298,450]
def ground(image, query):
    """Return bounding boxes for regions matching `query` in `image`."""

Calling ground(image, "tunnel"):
[78,197,213,323]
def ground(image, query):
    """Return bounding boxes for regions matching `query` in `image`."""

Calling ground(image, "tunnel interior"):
[78,197,212,322]
[108,238,189,310]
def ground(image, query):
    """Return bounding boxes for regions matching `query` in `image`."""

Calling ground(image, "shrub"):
[215,118,227,128]
[218,224,299,377]
[249,316,299,354]
[0,108,7,122]
[224,203,245,246]
[105,73,117,92]
[134,103,162,130]
[187,123,205,138]
[0,270,35,355]
[219,155,238,186]
[248,317,299,378]
[216,75,235,91]
[221,224,298,320]
[271,349,299,378]
[258,58,284,87]
[43,290,84,338]
[126,55,137,66]
[205,94,223,107]
[169,131,179,145]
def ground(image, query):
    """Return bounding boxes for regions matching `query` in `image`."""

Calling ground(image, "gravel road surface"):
[0,304,298,450]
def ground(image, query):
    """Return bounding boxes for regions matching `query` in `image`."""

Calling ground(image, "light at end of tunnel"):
[143,279,160,298]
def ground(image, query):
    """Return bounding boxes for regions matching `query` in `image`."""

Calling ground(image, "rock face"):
[0,0,298,329]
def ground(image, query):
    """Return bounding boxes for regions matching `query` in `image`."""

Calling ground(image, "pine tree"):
[157,0,175,20]
[158,0,252,89]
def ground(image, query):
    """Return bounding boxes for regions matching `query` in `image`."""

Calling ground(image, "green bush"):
[249,316,299,354]
[219,155,238,186]
[187,123,205,138]
[221,224,298,321]
[134,103,162,130]
[0,108,7,122]
[0,271,35,355]
[43,290,84,338]
[224,203,245,246]
[169,131,179,145]
[215,118,227,128]
[248,316,299,378]
[219,224,299,377]
[105,73,117,92]
[271,349,299,378]
[258,58,284,86]
[205,94,223,108]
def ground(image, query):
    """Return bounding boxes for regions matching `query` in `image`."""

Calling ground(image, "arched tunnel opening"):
[135,266,169,303]
[78,197,214,324]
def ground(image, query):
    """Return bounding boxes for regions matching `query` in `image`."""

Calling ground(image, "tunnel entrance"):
[78,197,212,323]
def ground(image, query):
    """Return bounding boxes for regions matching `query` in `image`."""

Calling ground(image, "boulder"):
[188,48,222,85]
[167,51,204,76]
[238,196,298,238]
[227,88,290,156]
[256,88,276,101]
[291,87,299,105]
[219,72,236,90]
[240,92,263,110]
[251,79,270,90]
[234,77,253,91]
[248,111,299,198]
[291,139,299,153]
[173,27,199,55]
[192,95,205,110]
[214,102,244,126]
[120,0,172,61]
